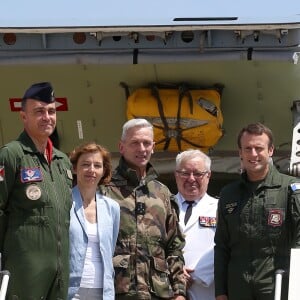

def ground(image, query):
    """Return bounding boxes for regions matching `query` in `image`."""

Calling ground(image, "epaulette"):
[290,182,300,191]
[113,180,127,187]
[153,179,165,188]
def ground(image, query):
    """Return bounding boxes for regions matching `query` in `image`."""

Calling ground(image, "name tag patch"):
[225,202,237,214]
[290,182,300,191]
[21,167,43,183]
[199,216,217,227]
[268,209,283,227]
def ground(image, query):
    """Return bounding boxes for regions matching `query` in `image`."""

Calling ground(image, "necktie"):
[184,201,194,225]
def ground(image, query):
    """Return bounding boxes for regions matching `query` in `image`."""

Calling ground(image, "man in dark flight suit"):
[214,123,300,300]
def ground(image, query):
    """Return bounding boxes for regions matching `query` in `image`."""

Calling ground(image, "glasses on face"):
[176,170,209,179]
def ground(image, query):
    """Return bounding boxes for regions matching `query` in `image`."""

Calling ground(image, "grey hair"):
[175,149,211,171]
[121,118,153,141]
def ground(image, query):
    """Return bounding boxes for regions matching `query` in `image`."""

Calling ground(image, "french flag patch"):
[290,183,300,191]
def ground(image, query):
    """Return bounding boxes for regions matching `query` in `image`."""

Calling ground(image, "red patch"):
[0,166,5,181]
[268,209,283,227]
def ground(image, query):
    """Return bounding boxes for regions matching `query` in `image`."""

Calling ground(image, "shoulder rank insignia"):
[114,180,128,187]
[290,183,300,191]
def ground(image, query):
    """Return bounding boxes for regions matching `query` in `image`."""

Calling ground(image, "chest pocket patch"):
[20,167,43,183]
[267,209,284,227]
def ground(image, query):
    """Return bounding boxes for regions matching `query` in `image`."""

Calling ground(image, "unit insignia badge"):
[26,184,42,201]
[20,167,43,183]
[268,209,283,227]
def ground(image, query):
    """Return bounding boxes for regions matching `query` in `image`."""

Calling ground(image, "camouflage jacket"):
[101,157,186,299]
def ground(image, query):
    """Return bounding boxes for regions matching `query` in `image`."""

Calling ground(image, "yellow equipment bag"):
[126,83,224,153]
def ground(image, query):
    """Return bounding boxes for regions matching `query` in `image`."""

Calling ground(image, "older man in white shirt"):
[175,149,218,300]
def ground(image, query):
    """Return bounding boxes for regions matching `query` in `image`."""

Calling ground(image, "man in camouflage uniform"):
[214,123,300,300]
[0,82,73,299]
[101,118,186,300]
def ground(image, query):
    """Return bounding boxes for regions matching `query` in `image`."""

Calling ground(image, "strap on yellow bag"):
[124,83,224,153]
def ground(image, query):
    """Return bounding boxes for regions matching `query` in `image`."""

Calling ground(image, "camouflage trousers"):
[116,295,167,300]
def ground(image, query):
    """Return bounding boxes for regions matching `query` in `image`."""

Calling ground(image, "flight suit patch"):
[0,165,4,181]
[290,183,300,191]
[268,209,283,227]
[225,202,237,214]
[20,167,43,182]
[26,184,42,201]
[199,216,216,227]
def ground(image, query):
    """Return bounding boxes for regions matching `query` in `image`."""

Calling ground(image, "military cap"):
[22,82,55,103]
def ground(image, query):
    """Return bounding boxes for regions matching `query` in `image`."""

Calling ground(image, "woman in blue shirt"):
[68,142,120,300]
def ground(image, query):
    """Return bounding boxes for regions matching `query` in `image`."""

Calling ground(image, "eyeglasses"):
[176,170,209,179]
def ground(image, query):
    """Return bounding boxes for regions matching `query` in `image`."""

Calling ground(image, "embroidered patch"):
[225,202,237,214]
[26,184,42,200]
[268,209,283,227]
[290,183,300,191]
[199,216,217,227]
[20,167,43,183]
[0,166,5,181]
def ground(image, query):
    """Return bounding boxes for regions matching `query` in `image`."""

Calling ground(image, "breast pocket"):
[224,209,240,246]
[113,254,132,294]
[149,257,174,299]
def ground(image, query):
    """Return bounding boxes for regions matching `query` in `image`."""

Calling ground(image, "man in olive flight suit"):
[214,123,300,300]
[0,82,73,299]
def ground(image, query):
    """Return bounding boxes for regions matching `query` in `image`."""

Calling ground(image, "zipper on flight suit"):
[53,163,63,292]
[249,189,255,281]
[46,156,63,292]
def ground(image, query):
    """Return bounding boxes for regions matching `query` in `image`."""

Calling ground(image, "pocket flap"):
[113,254,130,269]
[153,257,168,273]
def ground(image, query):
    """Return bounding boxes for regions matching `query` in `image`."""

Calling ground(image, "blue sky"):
[1,0,300,27]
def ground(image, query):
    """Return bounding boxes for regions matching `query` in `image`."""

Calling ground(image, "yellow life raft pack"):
[124,83,224,153]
